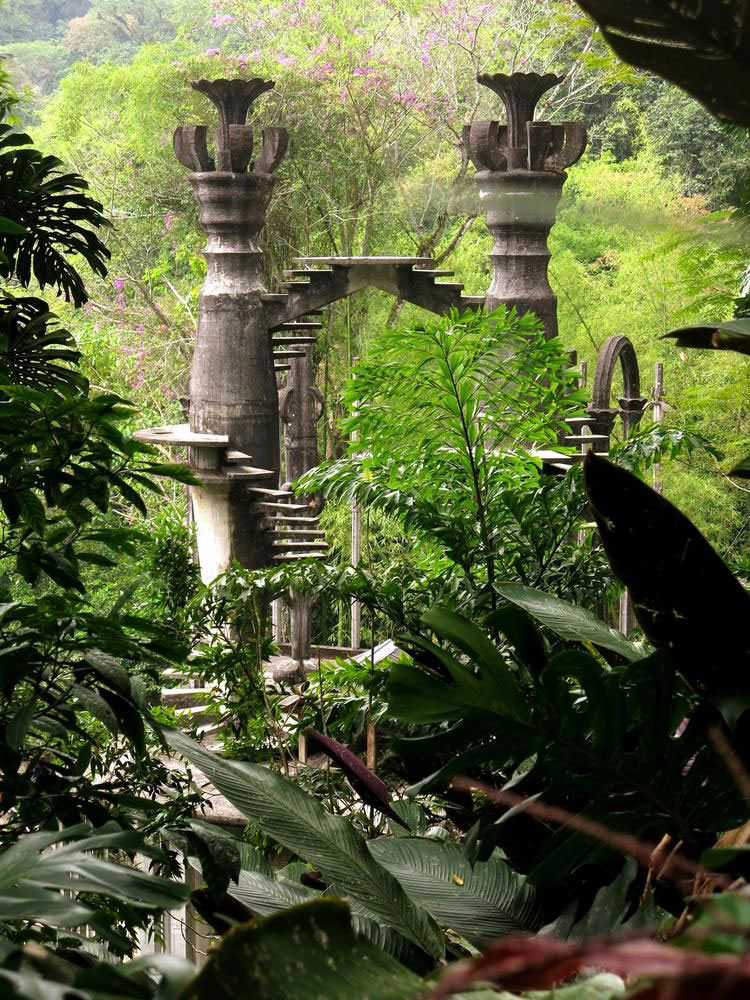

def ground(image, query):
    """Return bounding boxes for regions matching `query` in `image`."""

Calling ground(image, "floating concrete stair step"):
[247,487,294,498]
[263,515,321,524]
[272,540,327,548]
[272,336,317,346]
[225,465,278,480]
[273,551,328,561]
[280,280,312,290]
[162,686,215,708]
[256,501,310,511]
[533,449,610,473]
[294,255,434,267]
[413,269,454,276]
[278,322,323,330]
[283,269,333,277]
[565,416,597,426]
[162,668,196,682]
[461,295,485,306]
[270,528,325,536]
[563,435,610,446]
[434,281,464,290]
[274,363,291,371]
[133,423,228,447]
[273,350,307,359]
[261,292,289,302]
[172,703,214,722]
[224,449,254,463]
[532,450,578,465]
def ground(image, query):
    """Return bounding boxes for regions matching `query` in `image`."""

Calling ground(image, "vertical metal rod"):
[653,362,665,495]
[351,499,361,649]
[271,598,281,643]
[350,362,361,650]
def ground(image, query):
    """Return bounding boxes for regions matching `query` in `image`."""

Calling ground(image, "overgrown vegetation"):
[4,2,750,1000]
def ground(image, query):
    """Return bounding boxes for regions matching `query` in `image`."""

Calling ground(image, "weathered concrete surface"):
[464,72,588,337]
[173,79,288,579]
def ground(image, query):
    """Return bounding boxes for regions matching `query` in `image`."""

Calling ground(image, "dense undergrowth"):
[3,2,750,1000]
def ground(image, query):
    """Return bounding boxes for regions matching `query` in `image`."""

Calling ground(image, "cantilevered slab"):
[224,465,277,479]
[293,256,435,266]
[133,423,228,447]
[265,257,485,329]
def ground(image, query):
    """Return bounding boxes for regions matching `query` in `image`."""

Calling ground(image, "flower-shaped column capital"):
[174,77,288,175]
[465,71,587,174]
[192,77,275,127]
[477,72,562,148]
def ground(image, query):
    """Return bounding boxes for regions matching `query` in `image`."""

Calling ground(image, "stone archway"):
[588,334,648,442]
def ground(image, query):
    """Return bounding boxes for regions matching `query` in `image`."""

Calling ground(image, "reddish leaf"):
[428,933,750,999]
[306,729,410,830]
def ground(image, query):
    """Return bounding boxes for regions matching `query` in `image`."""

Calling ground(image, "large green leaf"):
[165,729,444,958]
[367,838,543,943]
[575,1,750,126]
[229,869,316,917]
[178,899,426,1000]
[225,864,424,967]
[662,319,750,355]
[0,948,195,1000]
[495,583,643,661]
[0,824,189,929]
[583,451,750,700]
[421,607,530,720]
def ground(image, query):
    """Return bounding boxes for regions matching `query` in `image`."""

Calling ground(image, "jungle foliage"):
[5,2,750,1000]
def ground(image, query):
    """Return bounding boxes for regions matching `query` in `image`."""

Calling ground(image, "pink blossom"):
[113,278,125,290]
[205,48,220,57]
[210,13,236,27]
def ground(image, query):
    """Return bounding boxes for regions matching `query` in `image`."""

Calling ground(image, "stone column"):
[464,73,587,338]
[279,345,324,485]
[279,345,325,663]
[173,79,288,580]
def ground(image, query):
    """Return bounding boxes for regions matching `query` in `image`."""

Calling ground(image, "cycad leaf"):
[165,728,444,957]
[367,838,543,943]
[496,582,642,661]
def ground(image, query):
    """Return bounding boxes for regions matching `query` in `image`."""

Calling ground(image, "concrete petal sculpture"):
[464,72,588,335]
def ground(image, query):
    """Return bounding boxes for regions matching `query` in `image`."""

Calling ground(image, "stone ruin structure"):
[136,70,653,671]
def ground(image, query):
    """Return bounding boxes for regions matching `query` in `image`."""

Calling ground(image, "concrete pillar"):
[173,78,288,581]
[464,73,587,338]
[279,344,325,663]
